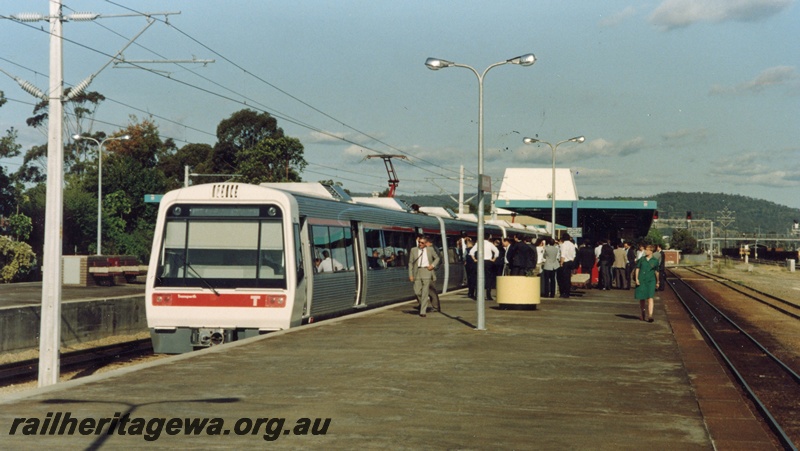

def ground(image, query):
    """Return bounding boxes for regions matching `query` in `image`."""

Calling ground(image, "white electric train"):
[145,182,544,353]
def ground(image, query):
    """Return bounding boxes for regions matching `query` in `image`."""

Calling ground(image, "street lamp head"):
[424,57,453,70]
[522,137,540,145]
[571,136,585,143]
[119,134,131,140]
[508,53,536,67]
[72,134,82,141]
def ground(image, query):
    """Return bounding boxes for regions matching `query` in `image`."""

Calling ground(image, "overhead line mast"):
[366,154,407,198]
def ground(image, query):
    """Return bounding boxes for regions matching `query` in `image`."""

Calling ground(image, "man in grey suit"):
[408,235,440,317]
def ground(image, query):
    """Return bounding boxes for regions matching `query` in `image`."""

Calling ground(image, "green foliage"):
[2,105,311,267]
[235,137,306,184]
[0,127,22,159]
[643,192,800,235]
[643,228,666,248]
[8,214,32,241]
[158,143,214,190]
[0,166,12,217]
[0,236,35,283]
[63,186,97,254]
[102,190,133,255]
[212,109,284,174]
[671,228,699,254]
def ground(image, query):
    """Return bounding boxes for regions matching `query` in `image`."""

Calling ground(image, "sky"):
[1,0,798,212]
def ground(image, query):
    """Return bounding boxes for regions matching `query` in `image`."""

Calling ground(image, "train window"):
[155,215,287,289]
[312,225,354,273]
[446,235,463,263]
[259,222,285,279]
[382,230,416,268]
[364,228,386,270]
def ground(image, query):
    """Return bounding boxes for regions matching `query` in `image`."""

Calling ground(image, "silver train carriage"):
[145,182,542,353]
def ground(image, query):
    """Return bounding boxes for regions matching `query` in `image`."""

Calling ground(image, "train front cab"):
[146,184,307,354]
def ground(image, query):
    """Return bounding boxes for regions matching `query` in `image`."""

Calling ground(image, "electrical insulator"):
[15,77,47,101]
[11,13,47,22]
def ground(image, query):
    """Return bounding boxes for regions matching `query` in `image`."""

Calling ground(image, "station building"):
[494,168,657,243]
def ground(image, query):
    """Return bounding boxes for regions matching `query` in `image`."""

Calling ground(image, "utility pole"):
[38,0,65,387]
[5,6,183,387]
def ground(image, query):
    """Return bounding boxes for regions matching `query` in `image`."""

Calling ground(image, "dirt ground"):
[674,262,800,370]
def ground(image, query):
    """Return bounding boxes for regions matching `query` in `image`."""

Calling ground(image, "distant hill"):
[368,191,799,235]
[594,192,799,235]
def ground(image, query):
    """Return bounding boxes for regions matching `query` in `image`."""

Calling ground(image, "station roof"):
[496,168,656,240]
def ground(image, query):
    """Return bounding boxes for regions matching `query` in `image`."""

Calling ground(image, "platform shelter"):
[495,168,656,243]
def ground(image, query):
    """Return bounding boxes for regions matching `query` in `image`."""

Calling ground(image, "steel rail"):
[669,274,799,450]
[685,266,800,320]
[0,338,153,384]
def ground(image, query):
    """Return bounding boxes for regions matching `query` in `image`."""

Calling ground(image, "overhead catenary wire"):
[101,0,466,179]
[1,7,480,194]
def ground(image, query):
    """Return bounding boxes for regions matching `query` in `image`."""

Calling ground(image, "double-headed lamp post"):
[426,53,536,330]
[522,136,585,237]
[73,134,131,255]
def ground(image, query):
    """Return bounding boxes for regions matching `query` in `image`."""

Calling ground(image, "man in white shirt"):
[469,234,500,301]
[558,234,577,298]
[318,250,343,273]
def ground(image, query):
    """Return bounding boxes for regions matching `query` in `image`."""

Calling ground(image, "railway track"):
[0,339,153,386]
[669,272,800,450]
[683,266,800,320]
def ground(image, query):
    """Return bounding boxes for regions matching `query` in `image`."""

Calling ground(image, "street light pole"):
[522,136,585,237]
[426,54,535,330]
[73,134,130,255]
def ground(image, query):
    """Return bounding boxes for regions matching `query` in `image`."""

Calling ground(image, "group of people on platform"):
[409,230,668,323]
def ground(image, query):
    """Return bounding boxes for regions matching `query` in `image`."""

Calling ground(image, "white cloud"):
[599,6,638,28]
[709,150,800,187]
[508,137,646,164]
[710,66,800,95]
[650,0,793,31]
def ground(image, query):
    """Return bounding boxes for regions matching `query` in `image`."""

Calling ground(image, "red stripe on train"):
[152,293,287,307]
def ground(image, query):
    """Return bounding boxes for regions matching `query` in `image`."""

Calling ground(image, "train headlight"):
[172,206,182,216]
[267,207,277,217]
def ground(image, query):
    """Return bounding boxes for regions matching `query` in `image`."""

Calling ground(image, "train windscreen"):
[155,204,287,289]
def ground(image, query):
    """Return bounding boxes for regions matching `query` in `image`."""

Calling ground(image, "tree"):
[20,90,107,181]
[212,109,284,174]
[0,165,13,217]
[158,142,214,190]
[671,228,699,254]
[235,137,306,184]
[8,213,32,242]
[0,128,22,216]
[95,120,169,260]
[0,236,35,283]
[643,227,666,248]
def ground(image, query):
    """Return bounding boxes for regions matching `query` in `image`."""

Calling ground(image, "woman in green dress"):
[633,244,660,322]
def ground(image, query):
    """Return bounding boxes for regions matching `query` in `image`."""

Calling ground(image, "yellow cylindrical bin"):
[496,276,541,309]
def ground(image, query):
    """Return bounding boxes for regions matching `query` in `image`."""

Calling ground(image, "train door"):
[352,221,367,308]
[298,217,314,320]
[307,218,359,317]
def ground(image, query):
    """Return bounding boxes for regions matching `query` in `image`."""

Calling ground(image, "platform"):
[0,286,775,449]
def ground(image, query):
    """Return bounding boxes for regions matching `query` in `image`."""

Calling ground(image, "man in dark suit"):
[624,241,636,290]
[408,235,440,317]
[510,234,536,275]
